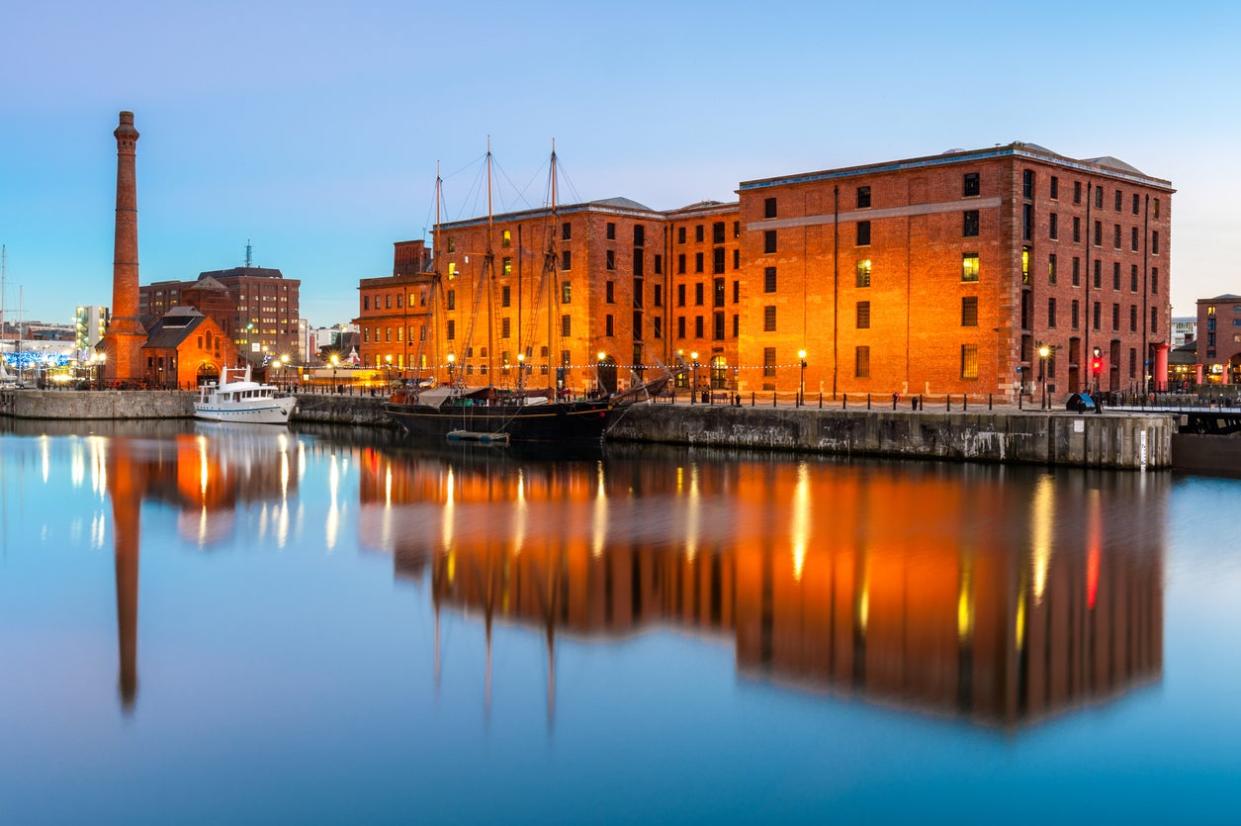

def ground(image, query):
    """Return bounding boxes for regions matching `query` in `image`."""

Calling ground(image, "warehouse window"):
[764,230,777,254]
[764,197,777,218]
[961,345,979,379]
[856,221,871,246]
[962,253,981,282]
[606,222,616,240]
[963,172,980,197]
[763,306,776,332]
[856,259,872,288]
[964,210,980,237]
[961,297,978,327]
[855,346,870,378]
[857,186,871,208]
[763,347,777,377]
[856,301,871,329]
[764,267,777,293]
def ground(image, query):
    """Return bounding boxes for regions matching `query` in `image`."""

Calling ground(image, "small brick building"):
[142,306,239,388]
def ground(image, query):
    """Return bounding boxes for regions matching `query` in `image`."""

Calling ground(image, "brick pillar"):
[102,111,147,383]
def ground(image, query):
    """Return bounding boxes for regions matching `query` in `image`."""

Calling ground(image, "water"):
[0,420,1237,824]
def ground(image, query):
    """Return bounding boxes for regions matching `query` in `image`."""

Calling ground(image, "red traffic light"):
[1090,358,1103,375]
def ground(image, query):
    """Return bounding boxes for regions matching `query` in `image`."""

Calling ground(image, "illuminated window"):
[561,281,572,304]
[448,262,458,279]
[960,344,979,379]
[501,229,511,248]
[1021,247,1031,283]
[1048,254,1057,284]
[961,253,980,282]
[502,257,512,276]
[856,259,872,288]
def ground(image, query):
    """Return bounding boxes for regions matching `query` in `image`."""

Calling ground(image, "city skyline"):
[3,1,1239,324]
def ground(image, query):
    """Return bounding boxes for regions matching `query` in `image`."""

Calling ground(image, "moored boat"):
[194,364,297,425]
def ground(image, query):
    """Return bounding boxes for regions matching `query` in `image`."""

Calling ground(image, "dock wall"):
[608,405,1175,469]
[0,389,194,419]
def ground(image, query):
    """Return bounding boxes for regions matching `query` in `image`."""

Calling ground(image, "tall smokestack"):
[102,110,146,383]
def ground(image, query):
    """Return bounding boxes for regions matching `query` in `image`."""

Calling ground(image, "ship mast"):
[548,140,559,393]
[433,160,442,386]
[485,136,496,384]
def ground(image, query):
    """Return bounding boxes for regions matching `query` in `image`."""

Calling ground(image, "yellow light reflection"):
[685,464,700,561]
[791,462,810,581]
[1031,474,1053,604]
[957,556,974,641]
[591,461,607,559]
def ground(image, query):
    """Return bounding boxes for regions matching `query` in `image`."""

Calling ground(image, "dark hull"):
[386,400,616,444]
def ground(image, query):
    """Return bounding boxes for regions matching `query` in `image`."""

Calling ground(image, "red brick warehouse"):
[361,142,1172,399]
[738,142,1173,399]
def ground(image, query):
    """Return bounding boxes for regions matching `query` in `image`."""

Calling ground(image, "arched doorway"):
[710,355,728,389]
[597,356,618,395]
[196,362,219,386]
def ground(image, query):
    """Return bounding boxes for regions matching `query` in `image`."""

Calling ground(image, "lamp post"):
[690,351,699,403]
[516,352,526,394]
[385,353,393,391]
[1038,344,1051,410]
[596,351,607,396]
[797,349,808,407]
[279,353,290,391]
[329,353,340,393]
[446,352,456,385]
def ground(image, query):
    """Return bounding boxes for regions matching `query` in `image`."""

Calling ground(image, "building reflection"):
[99,425,302,711]
[360,448,1165,729]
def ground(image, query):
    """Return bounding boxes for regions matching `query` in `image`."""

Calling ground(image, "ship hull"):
[386,400,615,444]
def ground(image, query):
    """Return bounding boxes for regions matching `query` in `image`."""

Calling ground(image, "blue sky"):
[2,0,1239,324]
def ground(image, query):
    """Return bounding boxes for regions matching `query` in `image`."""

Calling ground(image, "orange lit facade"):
[374,143,1172,398]
[738,143,1173,398]
[356,240,436,371]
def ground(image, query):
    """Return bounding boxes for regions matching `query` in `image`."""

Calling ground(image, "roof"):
[665,199,740,216]
[438,196,665,230]
[738,141,1173,192]
[1170,343,1198,365]
[189,275,230,292]
[143,307,206,349]
[198,266,286,280]
[1198,294,1241,303]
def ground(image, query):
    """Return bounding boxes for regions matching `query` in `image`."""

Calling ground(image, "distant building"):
[296,318,310,363]
[1171,316,1196,347]
[75,305,110,352]
[140,266,300,364]
[1196,294,1241,384]
[141,306,239,388]
[355,240,435,372]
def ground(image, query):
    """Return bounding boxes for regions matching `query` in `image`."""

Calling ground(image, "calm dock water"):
[0,420,1237,824]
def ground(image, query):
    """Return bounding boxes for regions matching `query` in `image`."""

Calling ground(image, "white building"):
[75,305,110,353]
[1171,316,1197,347]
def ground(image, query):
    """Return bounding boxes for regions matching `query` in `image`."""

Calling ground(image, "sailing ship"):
[385,142,666,445]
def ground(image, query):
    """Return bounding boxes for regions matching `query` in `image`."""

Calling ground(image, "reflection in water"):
[360,447,1165,729]
[0,418,1164,729]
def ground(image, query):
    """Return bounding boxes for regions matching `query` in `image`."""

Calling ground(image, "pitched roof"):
[588,196,654,211]
[143,307,206,349]
[189,275,230,292]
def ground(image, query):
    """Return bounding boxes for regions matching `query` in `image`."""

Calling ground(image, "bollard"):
[1018,391,1023,410]
[963,394,968,412]
[842,393,847,410]
[892,392,898,411]
[751,391,755,407]
[819,392,823,409]
[867,393,872,410]
[988,393,992,410]
[947,395,951,412]
[773,391,777,407]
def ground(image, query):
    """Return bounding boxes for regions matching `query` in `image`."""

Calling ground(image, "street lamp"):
[516,352,526,393]
[329,353,340,393]
[446,352,456,384]
[596,351,607,395]
[1037,344,1051,409]
[690,351,699,403]
[797,349,808,407]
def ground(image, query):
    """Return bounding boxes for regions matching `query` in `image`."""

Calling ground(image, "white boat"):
[194,364,297,425]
